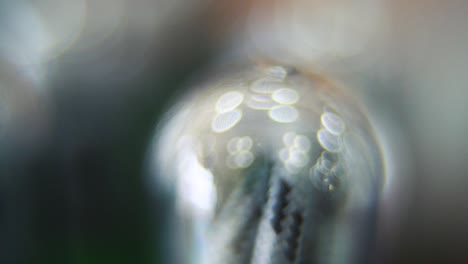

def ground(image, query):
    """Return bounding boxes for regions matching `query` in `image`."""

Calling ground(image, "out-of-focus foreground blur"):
[0,0,467,263]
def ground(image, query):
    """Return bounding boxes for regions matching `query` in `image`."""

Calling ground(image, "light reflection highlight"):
[150,64,384,264]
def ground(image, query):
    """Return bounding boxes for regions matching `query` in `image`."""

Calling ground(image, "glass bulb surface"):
[150,64,383,264]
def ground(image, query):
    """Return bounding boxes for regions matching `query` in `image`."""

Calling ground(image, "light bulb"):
[150,64,383,264]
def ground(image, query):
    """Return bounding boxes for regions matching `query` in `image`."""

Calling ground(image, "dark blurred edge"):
[0,5,223,264]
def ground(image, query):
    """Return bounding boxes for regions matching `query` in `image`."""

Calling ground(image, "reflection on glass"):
[150,64,383,264]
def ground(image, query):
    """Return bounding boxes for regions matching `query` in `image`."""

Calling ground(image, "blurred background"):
[0,0,467,263]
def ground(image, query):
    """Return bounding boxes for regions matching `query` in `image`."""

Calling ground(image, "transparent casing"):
[150,65,383,264]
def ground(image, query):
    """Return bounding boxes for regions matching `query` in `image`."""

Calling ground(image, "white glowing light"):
[212,109,243,133]
[272,88,299,105]
[246,94,276,110]
[175,141,216,214]
[268,105,298,123]
[317,129,342,152]
[265,66,290,79]
[227,137,241,154]
[282,131,296,146]
[216,91,244,113]
[235,151,255,168]
[321,112,346,135]
[294,135,311,152]
[237,136,253,151]
[250,78,284,94]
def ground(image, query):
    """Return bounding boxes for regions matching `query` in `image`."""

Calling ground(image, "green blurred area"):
[2,27,216,263]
